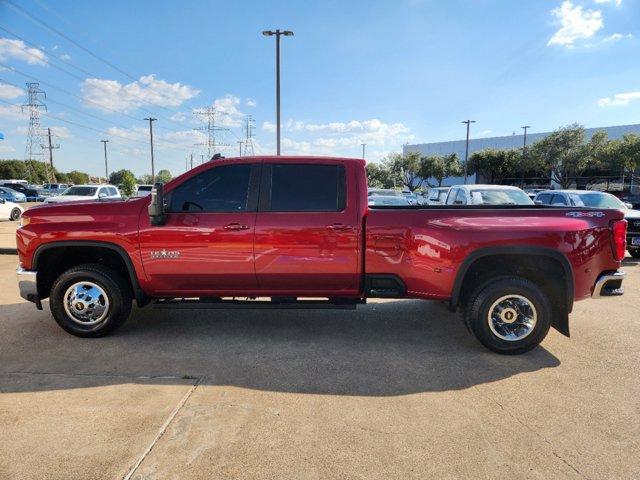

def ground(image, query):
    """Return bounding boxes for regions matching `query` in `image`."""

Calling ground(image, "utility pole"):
[361,143,366,160]
[40,127,59,183]
[263,29,294,155]
[521,125,531,185]
[144,117,157,183]
[190,152,193,169]
[100,139,109,182]
[461,120,476,184]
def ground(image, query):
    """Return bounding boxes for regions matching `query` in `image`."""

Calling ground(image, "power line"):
[193,107,229,159]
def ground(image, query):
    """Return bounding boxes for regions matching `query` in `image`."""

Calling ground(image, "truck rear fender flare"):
[32,241,148,306]
[450,246,574,337]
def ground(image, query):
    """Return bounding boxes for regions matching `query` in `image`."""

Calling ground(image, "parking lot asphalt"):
[0,220,19,251]
[1,253,639,479]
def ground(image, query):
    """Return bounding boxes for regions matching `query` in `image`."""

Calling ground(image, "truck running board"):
[152,297,364,310]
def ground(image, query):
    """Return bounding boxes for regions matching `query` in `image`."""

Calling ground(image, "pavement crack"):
[122,375,205,480]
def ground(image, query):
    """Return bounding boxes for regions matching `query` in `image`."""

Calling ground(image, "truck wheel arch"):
[32,241,148,306]
[450,246,574,337]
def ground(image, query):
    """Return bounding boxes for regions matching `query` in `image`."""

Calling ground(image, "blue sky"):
[0,0,639,177]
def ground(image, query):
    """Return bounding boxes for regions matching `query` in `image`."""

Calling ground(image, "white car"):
[427,187,450,205]
[0,198,24,221]
[44,185,121,204]
[136,185,153,197]
[445,185,534,206]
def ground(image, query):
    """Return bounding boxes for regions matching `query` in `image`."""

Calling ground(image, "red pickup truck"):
[15,156,628,354]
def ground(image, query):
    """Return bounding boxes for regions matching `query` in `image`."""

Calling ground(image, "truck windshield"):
[470,189,534,205]
[63,187,97,196]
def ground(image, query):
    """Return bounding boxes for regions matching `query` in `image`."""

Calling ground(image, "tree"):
[156,169,172,183]
[423,153,463,186]
[120,170,137,197]
[67,170,89,185]
[528,124,607,189]
[385,152,427,191]
[137,174,154,185]
[605,134,640,181]
[366,162,398,188]
[109,169,136,187]
[467,148,521,184]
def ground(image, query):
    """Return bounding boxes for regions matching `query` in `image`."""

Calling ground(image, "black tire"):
[464,276,552,355]
[629,249,640,259]
[49,264,132,337]
[10,208,21,221]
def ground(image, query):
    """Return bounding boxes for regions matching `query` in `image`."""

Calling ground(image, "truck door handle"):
[224,223,250,231]
[326,223,352,231]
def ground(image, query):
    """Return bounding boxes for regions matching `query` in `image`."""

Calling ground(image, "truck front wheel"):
[464,276,552,355]
[49,264,132,337]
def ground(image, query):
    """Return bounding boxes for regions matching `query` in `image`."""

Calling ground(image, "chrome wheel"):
[63,281,110,325]
[487,294,537,341]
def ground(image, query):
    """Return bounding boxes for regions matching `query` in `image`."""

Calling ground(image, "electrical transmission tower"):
[193,107,229,161]
[21,83,48,181]
[242,115,255,157]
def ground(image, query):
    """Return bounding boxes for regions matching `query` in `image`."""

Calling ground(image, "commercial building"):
[403,123,640,187]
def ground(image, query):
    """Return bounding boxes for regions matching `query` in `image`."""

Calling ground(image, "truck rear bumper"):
[592,270,626,298]
[16,266,42,309]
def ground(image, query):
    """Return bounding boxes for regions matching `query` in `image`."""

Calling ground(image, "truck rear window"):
[266,164,345,212]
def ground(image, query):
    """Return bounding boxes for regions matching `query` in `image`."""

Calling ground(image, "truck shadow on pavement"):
[0,299,560,396]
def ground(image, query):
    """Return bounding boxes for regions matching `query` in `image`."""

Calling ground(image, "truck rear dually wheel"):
[464,276,552,355]
[49,264,132,337]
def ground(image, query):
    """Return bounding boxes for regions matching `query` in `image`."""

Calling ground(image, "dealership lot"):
[0,251,639,479]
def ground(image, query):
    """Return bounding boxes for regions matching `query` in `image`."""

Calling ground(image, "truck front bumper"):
[592,270,626,298]
[16,266,42,309]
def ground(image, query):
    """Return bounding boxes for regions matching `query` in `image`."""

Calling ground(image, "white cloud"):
[597,90,640,107]
[246,98,256,107]
[264,118,414,159]
[594,0,621,6]
[81,74,200,113]
[50,126,71,139]
[0,38,47,65]
[212,94,245,127]
[0,104,27,120]
[105,125,204,150]
[0,82,24,100]
[548,1,603,47]
[170,111,187,122]
[60,53,71,61]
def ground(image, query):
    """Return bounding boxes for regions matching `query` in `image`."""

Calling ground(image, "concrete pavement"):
[0,253,639,479]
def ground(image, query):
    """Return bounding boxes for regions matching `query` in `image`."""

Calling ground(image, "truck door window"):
[168,164,252,212]
[264,164,346,212]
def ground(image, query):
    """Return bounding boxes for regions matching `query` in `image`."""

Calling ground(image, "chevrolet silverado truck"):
[15,156,628,354]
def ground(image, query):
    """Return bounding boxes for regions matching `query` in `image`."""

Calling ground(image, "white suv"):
[445,185,534,206]
[44,185,121,203]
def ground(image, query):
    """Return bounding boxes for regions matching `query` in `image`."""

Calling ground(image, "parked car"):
[368,195,411,206]
[426,187,450,205]
[402,191,419,205]
[621,194,640,210]
[0,198,23,221]
[445,185,534,206]
[43,185,121,204]
[136,185,153,197]
[368,188,403,197]
[0,182,44,202]
[39,183,70,197]
[16,156,627,355]
[524,188,546,201]
[534,189,640,258]
[0,186,27,203]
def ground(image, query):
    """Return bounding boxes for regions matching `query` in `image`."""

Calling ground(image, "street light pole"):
[263,29,294,155]
[361,143,366,160]
[461,120,476,184]
[100,139,109,182]
[521,125,531,185]
[144,117,157,183]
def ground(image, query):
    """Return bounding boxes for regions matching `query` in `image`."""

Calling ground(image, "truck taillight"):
[611,219,627,261]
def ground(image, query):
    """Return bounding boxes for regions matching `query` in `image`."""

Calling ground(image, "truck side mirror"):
[148,182,167,226]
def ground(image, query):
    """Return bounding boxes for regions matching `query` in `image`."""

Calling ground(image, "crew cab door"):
[138,162,260,295]
[253,162,361,295]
